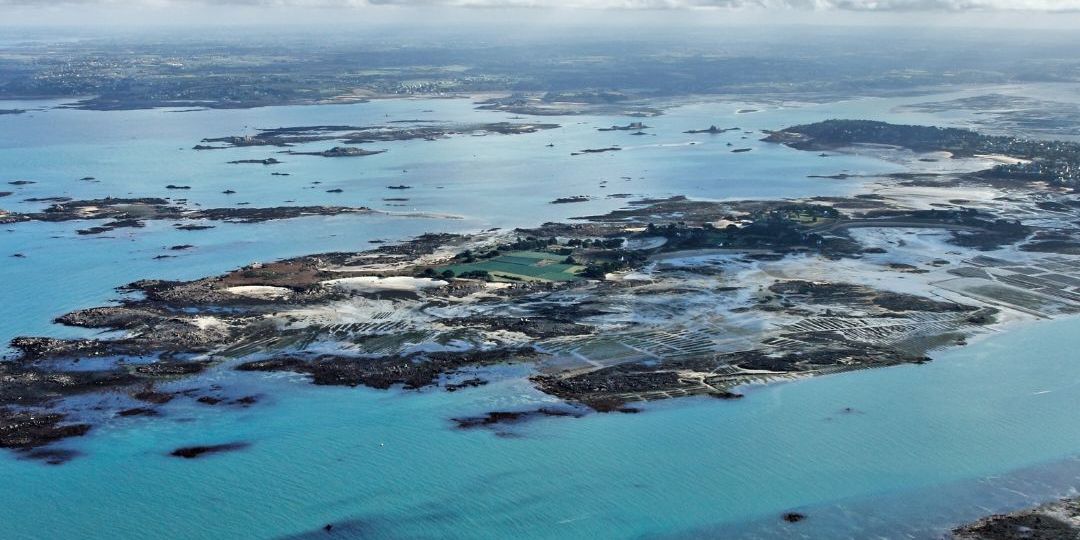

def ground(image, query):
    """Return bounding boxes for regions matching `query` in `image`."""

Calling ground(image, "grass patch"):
[443,250,583,282]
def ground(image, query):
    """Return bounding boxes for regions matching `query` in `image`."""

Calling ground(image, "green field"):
[442,250,583,282]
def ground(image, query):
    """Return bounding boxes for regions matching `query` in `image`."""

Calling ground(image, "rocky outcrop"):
[953,498,1080,539]
[288,146,385,158]
[0,408,91,463]
[237,348,537,390]
[170,442,249,459]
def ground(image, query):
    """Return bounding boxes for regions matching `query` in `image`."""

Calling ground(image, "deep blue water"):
[1,92,1078,539]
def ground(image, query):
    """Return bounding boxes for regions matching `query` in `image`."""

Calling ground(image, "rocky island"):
[227,158,281,165]
[598,122,650,132]
[685,125,739,134]
[0,197,391,235]
[201,121,558,150]
[286,146,386,158]
[765,119,1080,185]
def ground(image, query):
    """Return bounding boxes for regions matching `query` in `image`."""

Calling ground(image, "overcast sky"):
[2,0,1077,8]
[3,0,1079,28]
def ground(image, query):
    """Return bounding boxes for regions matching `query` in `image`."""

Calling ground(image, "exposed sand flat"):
[973,153,1032,165]
[757,230,981,302]
[226,285,292,299]
[382,210,465,220]
[191,316,227,330]
[322,276,446,292]
[625,236,668,251]
[650,248,774,261]
[838,145,1022,176]
[280,298,404,327]
[869,180,1010,211]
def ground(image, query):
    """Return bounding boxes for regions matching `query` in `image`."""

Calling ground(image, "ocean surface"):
[1,87,1079,538]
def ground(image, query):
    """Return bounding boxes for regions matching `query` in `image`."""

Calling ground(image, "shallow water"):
[1,318,1078,539]
[1,95,913,345]
[2,90,1079,539]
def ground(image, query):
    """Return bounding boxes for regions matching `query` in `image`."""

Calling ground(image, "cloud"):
[2,0,1079,11]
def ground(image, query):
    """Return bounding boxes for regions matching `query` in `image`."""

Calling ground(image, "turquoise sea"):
[1,90,1078,538]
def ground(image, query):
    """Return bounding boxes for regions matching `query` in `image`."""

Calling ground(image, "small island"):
[684,125,738,134]
[0,196,384,234]
[550,195,590,204]
[598,122,649,132]
[287,146,386,158]
[572,147,621,155]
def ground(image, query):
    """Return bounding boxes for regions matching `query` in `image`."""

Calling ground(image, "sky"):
[1,0,1077,8]
[2,0,1079,28]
